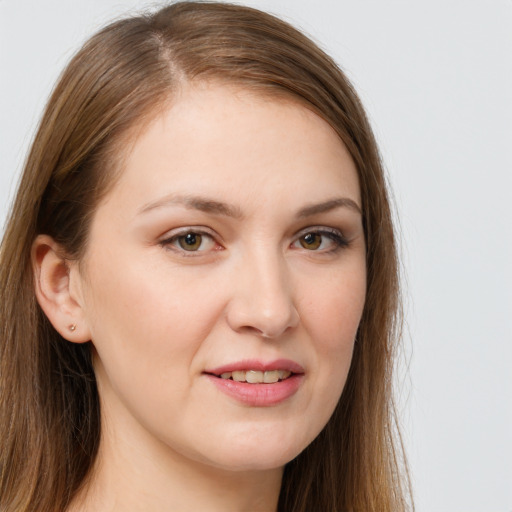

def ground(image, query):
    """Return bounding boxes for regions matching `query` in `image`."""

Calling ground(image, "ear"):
[32,235,91,343]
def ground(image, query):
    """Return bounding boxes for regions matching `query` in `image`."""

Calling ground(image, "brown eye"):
[178,233,203,251]
[161,229,218,254]
[299,233,322,250]
[293,228,348,253]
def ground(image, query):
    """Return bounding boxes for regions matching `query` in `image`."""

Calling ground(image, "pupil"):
[185,234,197,245]
[179,232,202,251]
[300,232,321,250]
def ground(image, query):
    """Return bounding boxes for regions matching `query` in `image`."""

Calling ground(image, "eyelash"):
[159,226,349,256]
[292,227,349,253]
[159,228,220,256]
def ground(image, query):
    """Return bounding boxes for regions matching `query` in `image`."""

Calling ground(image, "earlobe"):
[32,235,91,343]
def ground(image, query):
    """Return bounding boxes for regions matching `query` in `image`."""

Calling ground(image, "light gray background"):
[1,1,511,511]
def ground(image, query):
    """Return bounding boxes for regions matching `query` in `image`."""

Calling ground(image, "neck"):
[67,416,283,512]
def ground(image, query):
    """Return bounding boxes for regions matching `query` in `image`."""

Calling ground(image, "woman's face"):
[76,83,366,472]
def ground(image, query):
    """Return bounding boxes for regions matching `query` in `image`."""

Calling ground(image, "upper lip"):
[205,358,304,376]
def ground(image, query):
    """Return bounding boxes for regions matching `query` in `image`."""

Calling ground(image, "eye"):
[299,232,322,250]
[293,228,348,252]
[161,229,218,253]
[178,232,205,251]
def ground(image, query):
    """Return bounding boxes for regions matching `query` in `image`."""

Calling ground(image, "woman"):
[0,2,411,511]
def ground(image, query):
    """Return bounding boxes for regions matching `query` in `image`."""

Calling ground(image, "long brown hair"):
[0,2,411,510]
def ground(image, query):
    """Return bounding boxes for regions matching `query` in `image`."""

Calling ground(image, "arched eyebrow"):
[138,194,361,218]
[138,194,244,219]
[297,198,361,217]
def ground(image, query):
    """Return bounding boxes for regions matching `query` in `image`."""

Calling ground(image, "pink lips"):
[204,359,304,407]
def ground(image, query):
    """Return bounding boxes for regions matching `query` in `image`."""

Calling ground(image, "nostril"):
[239,323,294,340]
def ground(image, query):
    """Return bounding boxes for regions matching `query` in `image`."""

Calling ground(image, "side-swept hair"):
[0,2,411,510]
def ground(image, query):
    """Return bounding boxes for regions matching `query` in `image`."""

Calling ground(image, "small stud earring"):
[69,324,77,332]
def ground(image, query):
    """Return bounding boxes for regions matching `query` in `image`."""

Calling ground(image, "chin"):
[189,427,311,473]
[207,450,295,473]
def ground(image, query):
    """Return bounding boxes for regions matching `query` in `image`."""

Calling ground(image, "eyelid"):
[295,225,344,237]
[159,226,223,254]
[292,226,349,252]
[158,225,349,256]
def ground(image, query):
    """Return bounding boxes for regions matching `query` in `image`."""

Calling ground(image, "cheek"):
[301,264,366,350]
[299,264,366,412]
[80,252,224,379]
[80,254,227,435]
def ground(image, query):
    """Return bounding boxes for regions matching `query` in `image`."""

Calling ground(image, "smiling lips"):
[219,369,292,383]
[205,359,304,406]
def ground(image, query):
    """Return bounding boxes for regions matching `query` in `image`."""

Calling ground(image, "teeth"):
[232,371,245,382]
[263,370,279,383]
[246,370,264,383]
[218,370,292,383]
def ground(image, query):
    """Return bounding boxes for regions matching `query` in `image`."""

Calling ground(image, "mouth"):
[205,359,304,383]
[204,359,304,406]
[207,369,293,384]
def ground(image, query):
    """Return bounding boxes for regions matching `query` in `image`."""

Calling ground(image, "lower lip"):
[206,374,303,407]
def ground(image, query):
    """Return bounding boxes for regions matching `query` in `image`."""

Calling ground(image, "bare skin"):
[34,83,366,511]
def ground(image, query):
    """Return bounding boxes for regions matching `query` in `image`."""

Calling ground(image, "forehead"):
[100,82,360,215]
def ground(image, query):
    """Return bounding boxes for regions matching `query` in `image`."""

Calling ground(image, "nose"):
[226,249,299,339]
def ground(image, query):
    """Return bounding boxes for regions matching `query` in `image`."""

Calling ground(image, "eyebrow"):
[297,198,362,217]
[139,194,244,219]
[138,194,361,218]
